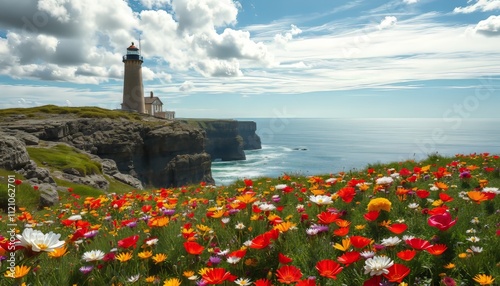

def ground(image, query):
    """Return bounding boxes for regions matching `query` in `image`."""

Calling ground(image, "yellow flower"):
[333,238,351,252]
[355,224,366,230]
[48,245,68,258]
[432,199,443,207]
[163,278,182,286]
[152,253,167,264]
[4,265,30,279]
[116,252,133,262]
[183,271,195,278]
[473,274,495,285]
[138,250,153,259]
[145,276,158,283]
[196,224,212,233]
[367,198,391,212]
[443,263,455,269]
[458,253,468,259]
[273,221,296,233]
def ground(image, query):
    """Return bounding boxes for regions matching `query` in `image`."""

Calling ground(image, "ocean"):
[211,118,500,185]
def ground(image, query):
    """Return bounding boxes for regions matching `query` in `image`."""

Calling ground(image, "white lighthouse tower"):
[121,42,145,113]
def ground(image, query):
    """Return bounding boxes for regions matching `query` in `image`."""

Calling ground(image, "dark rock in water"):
[0,133,30,170]
[237,121,262,150]
[293,147,308,151]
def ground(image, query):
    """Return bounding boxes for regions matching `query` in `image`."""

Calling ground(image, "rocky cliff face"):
[237,121,262,150]
[0,115,214,187]
[181,120,246,161]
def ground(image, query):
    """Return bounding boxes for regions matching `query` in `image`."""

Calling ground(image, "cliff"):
[237,121,262,150]
[0,109,214,188]
[181,119,261,161]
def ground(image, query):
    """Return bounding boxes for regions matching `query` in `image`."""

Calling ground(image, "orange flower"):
[467,191,488,204]
[425,244,447,256]
[201,268,232,284]
[316,259,343,279]
[397,249,416,261]
[434,182,448,191]
[276,265,303,284]
[183,241,204,255]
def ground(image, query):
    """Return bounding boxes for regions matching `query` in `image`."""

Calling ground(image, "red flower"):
[399,168,412,177]
[387,223,407,234]
[428,206,449,215]
[183,241,204,255]
[14,179,22,185]
[141,205,152,213]
[425,244,447,256]
[427,212,457,231]
[117,235,139,249]
[317,211,339,225]
[201,268,232,285]
[296,278,317,286]
[333,227,349,237]
[316,259,343,279]
[276,265,303,284]
[228,248,247,259]
[278,253,293,264]
[397,249,416,261]
[438,193,454,203]
[416,189,430,199]
[363,275,382,286]
[250,233,272,249]
[383,263,410,283]
[337,187,356,203]
[363,211,379,221]
[337,251,360,266]
[405,238,432,250]
[350,236,372,249]
[244,179,253,187]
[254,279,272,286]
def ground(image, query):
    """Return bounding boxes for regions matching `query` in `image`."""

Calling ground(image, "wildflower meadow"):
[1,153,499,285]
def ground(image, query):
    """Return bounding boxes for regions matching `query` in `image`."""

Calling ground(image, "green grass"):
[27,144,102,177]
[0,154,498,285]
[0,105,143,121]
[0,169,39,213]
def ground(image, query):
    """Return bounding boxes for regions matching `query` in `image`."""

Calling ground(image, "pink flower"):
[427,212,457,231]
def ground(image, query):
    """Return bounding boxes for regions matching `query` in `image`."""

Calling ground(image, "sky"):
[0,0,499,118]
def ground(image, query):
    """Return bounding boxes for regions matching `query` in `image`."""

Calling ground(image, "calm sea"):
[211,118,500,185]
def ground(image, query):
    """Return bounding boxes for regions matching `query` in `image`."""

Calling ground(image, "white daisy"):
[381,236,402,247]
[363,256,394,276]
[16,228,65,253]
[309,195,333,205]
[376,177,394,185]
[82,250,106,262]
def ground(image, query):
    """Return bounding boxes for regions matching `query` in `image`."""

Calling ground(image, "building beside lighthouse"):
[121,42,175,119]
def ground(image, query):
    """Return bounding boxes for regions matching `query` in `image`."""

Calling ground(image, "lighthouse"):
[121,42,145,113]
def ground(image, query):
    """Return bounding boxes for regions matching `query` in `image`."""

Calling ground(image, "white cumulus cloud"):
[378,16,398,30]
[274,24,302,48]
[474,15,500,35]
[454,0,500,14]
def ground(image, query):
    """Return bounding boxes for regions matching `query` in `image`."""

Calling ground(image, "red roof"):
[127,42,139,50]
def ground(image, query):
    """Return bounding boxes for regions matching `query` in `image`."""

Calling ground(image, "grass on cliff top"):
[180,118,235,131]
[0,105,143,120]
[27,144,102,177]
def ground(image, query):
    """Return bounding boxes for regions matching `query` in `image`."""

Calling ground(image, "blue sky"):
[0,0,499,118]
